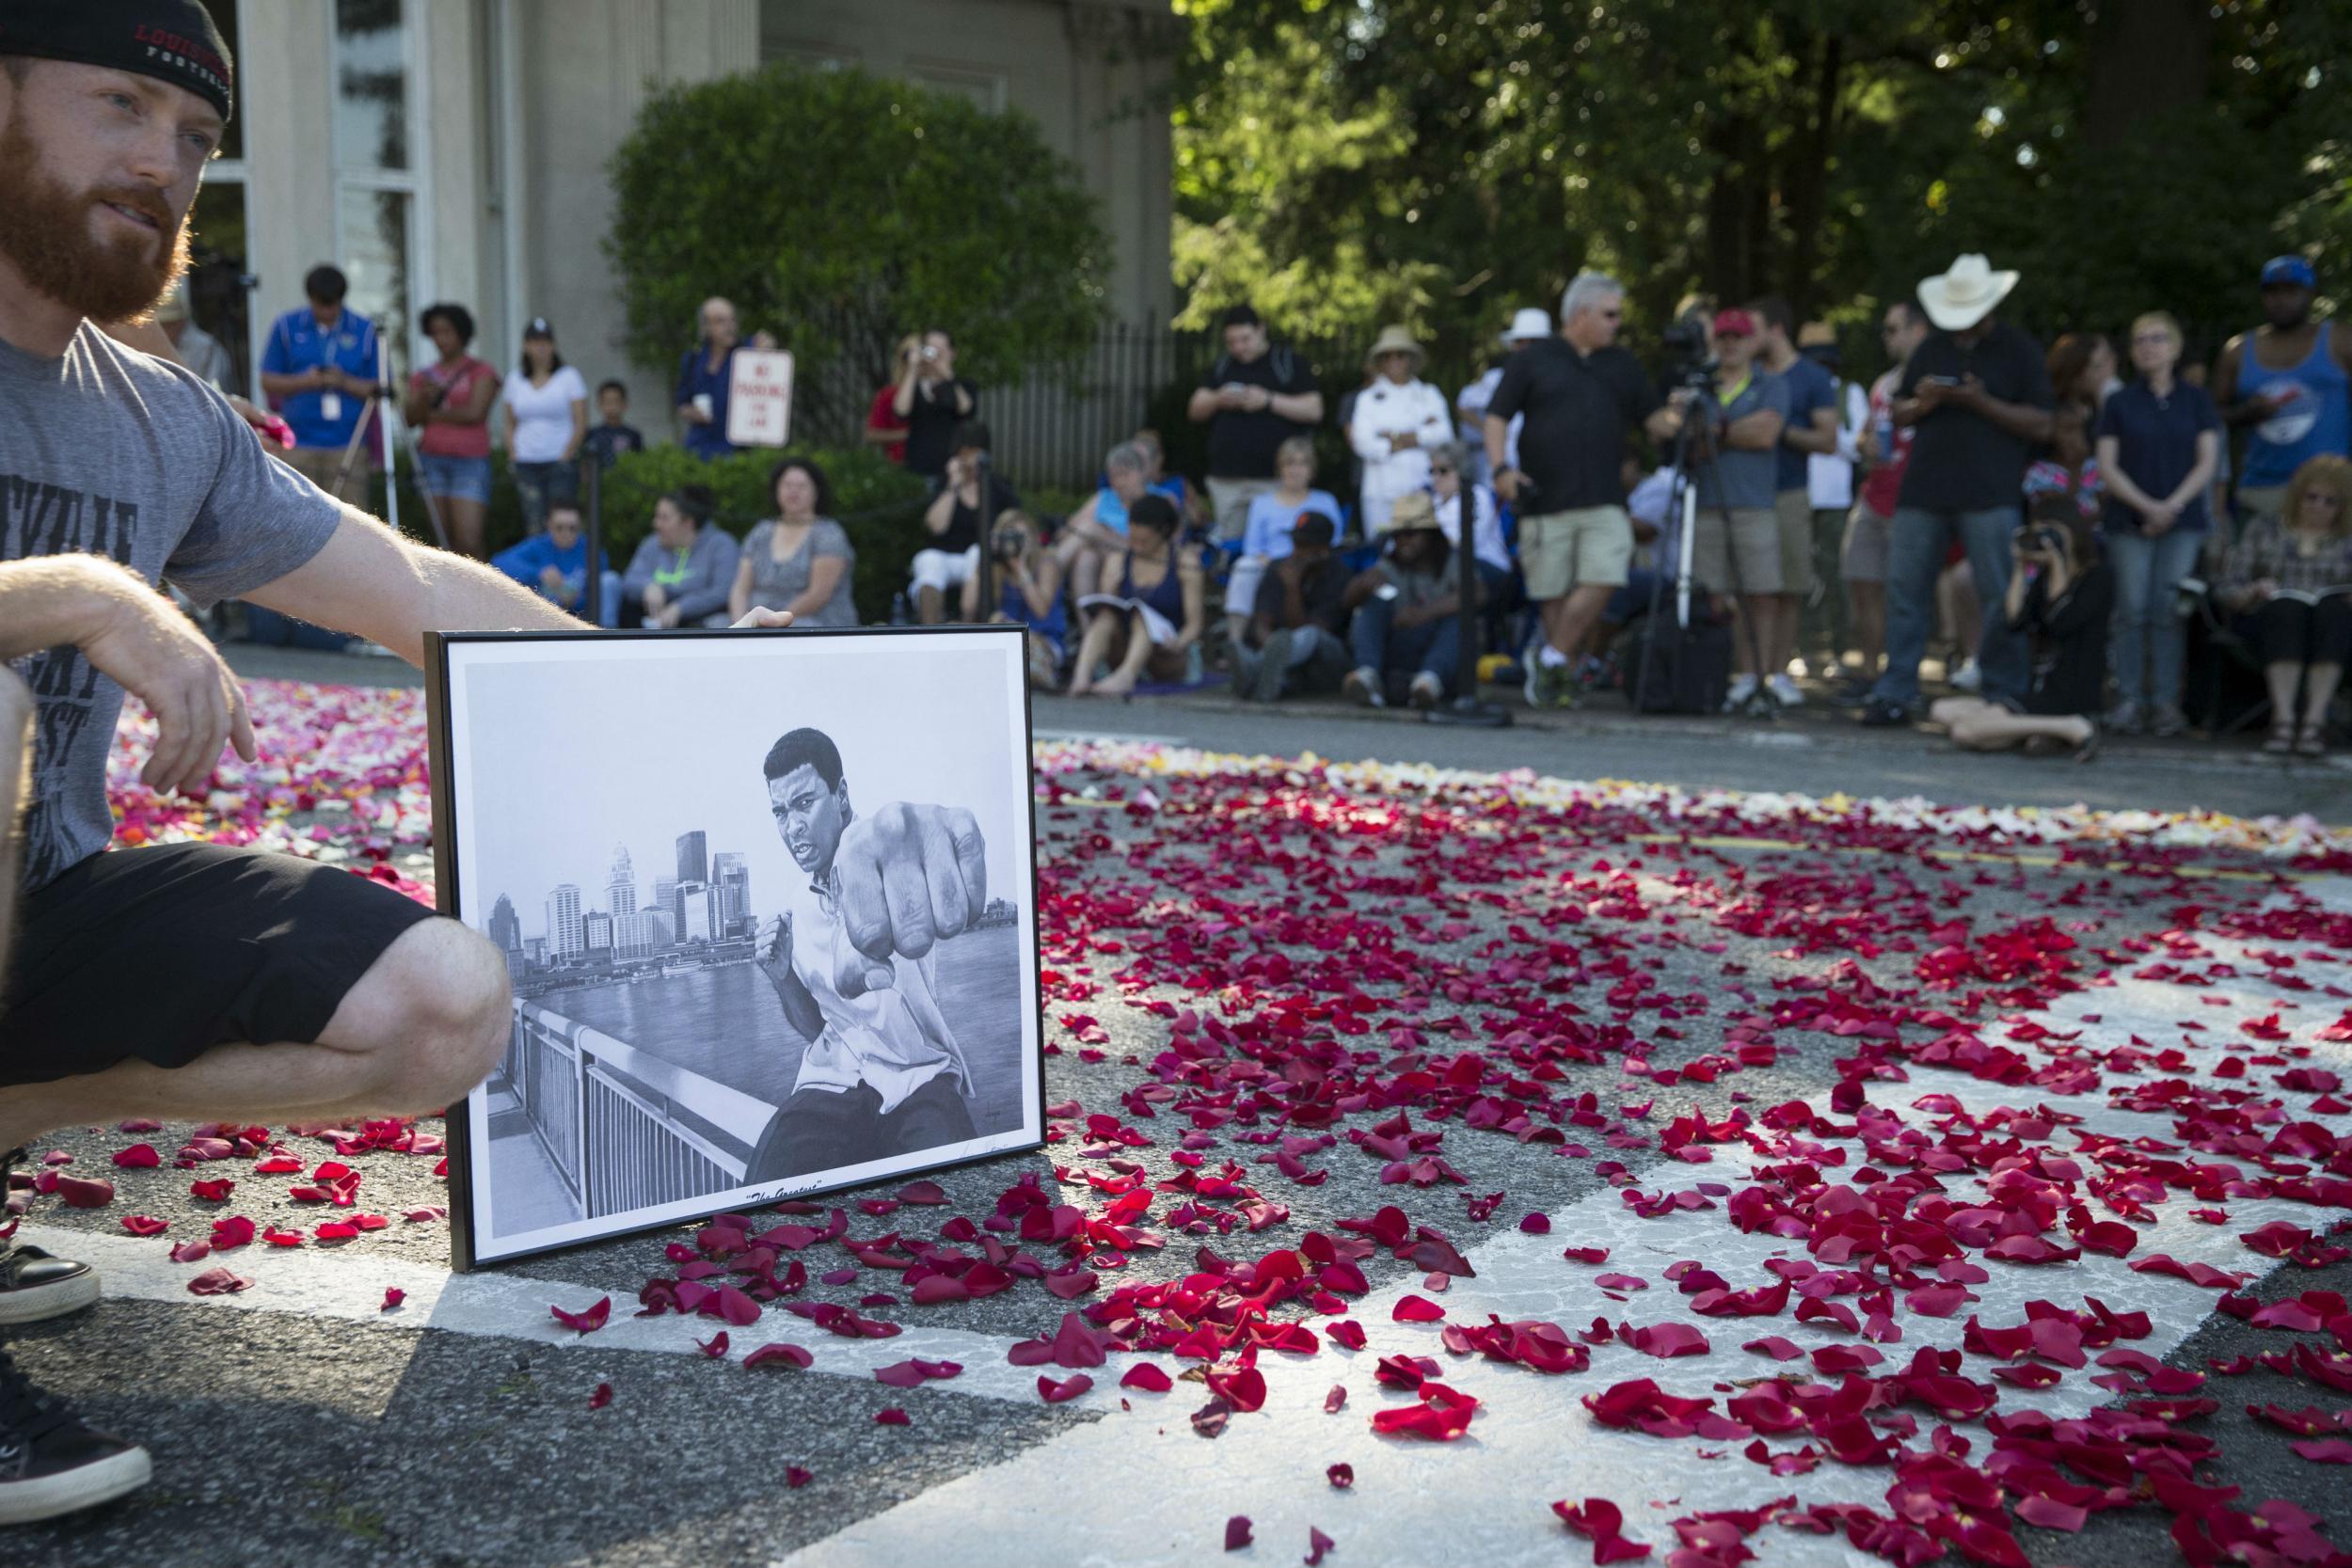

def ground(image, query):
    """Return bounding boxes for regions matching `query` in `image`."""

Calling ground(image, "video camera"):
[1660,315,1720,390]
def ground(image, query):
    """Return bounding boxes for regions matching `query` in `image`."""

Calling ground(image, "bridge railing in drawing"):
[501,999,778,1218]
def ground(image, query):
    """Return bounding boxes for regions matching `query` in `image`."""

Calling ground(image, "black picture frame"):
[425,625,1047,1271]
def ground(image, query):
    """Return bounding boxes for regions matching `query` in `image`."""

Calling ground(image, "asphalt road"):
[0,644,2341,1567]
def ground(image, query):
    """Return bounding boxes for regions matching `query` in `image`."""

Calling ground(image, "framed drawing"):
[424,626,1044,1269]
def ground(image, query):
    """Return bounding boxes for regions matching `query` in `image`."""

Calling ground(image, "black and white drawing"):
[426,627,1042,1268]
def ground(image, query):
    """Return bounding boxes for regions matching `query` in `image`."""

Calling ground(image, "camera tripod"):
[1630,372,1776,719]
[326,339,449,553]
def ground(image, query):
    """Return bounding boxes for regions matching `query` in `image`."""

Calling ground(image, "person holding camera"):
[2215,453,2352,756]
[982,511,1069,688]
[893,328,977,482]
[914,420,1019,624]
[403,302,500,560]
[1927,515,2110,761]
[1860,255,2055,727]
[864,334,920,464]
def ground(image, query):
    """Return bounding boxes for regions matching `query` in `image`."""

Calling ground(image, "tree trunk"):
[1780,34,1843,321]
[2082,0,2210,150]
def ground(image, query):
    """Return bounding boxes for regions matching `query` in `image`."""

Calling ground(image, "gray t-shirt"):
[740,517,858,627]
[3,324,342,890]
[1693,370,1792,512]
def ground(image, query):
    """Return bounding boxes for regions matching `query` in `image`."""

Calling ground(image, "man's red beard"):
[0,110,192,326]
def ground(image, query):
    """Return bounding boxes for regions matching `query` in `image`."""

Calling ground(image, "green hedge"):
[381,444,930,625]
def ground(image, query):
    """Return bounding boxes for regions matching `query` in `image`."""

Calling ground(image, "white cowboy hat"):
[1363,324,1425,371]
[1916,254,2018,332]
[1502,308,1552,344]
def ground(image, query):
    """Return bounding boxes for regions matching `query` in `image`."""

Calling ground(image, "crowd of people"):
[240,251,2349,751]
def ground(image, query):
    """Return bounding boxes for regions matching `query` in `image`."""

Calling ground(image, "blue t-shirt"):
[1239,489,1343,560]
[490,532,598,610]
[674,343,739,460]
[1091,478,1188,537]
[2095,379,2221,534]
[1772,355,1837,493]
[260,307,380,451]
[1695,372,1792,512]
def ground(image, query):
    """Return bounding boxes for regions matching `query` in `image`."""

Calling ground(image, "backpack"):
[1625,609,1732,715]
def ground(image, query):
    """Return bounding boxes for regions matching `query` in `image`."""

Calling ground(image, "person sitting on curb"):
[1926,513,2110,761]
[1234,513,1353,703]
[1341,492,1462,710]
[490,501,620,626]
[618,484,741,629]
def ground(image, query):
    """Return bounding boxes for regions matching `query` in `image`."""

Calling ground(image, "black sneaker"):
[1858,698,1913,728]
[0,1151,98,1325]
[0,1346,151,1524]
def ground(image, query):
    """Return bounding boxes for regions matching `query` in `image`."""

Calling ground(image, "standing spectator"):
[982,510,1069,689]
[583,380,644,469]
[1236,514,1354,703]
[2096,311,2221,737]
[1842,302,1931,697]
[2047,333,2118,420]
[258,263,379,506]
[491,501,618,626]
[1056,441,1154,603]
[1226,436,1343,639]
[1798,323,1868,678]
[1341,492,1461,710]
[2215,257,2352,529]
[892,328,976,483]
[914,420,1019,624]
[501,317,588,536]
[865,335,919,464]
[153,280,233,389]
[402,302,501,559]
[1486,272,1677,709]
[619,484,741,628]
[1859,255,2056,727]
[1348,325,1452,532]
[675,296,749,460]
[1673,309,1789,708]
[1069,494,1205,697]
[2215,453,2352,756]
[731,458,858,630]
[1927,513,2111,761]
[1455,309,1553,487]
[1187,304,1326,542]
[1748,296,1840,706]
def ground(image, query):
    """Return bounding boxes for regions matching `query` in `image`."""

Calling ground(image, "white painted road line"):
[771,891,2352,1568]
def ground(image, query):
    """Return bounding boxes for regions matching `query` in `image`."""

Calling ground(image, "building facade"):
[193,0,1176,442]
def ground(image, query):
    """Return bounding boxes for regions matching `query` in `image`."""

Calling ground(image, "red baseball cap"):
[1711,309,1757,340]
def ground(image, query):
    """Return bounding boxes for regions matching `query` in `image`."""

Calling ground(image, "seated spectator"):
[620,484,741,628]
[984,510,1068,689]
[1234,514,1352,702]
[733,458,858,629]
[1928,513,2109,760]
[1348,325,1452,532]
[492,501,620,626]
[914,420,1018,624]
[1342,491,1461,710]
[1225,435,1343,640]
[1130,428,1199,524]
[1070,494,1205,697]
[1057,441,1153,603]
[583,379,644,469]
[865,335,919,464]
[2215,452,2352,755]
[1426,439,1512,598]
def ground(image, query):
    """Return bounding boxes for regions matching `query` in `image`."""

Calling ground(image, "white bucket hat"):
[1502,308,1552,344]
[1916,254,2019,332]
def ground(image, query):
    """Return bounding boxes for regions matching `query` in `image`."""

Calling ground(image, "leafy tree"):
[608,64,1112,443]
[1174,0,2352,364]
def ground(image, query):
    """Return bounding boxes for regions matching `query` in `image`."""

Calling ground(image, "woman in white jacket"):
[1348,325,1452,532]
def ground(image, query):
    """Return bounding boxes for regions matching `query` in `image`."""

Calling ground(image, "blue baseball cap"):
[2261,256,2316,289]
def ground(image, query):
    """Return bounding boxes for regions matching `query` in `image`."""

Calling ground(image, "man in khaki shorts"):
[1840,301,1930,696]
[1661,310,1790,709]
[1486,273,1680,707]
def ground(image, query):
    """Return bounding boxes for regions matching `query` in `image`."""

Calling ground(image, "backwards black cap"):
[0,0,234,123]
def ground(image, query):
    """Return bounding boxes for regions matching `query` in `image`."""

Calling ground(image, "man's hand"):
[830,802,987,996]
[1390,430,1419,451]
[1493,468,1523,503]
[755,913,796,991]
[731,608,794,629]
[1947,374,1991,412]
[2142,501,2180,536]
[1911,380,1952,415]
[77,572,255,796]
[676,402,709,426]
[538,565,566,595]
[642,582,668,617]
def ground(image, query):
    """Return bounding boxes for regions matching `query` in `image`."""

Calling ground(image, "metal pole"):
[1425,507,1510,728]
[584,452,604,627]
[971,450,994,626]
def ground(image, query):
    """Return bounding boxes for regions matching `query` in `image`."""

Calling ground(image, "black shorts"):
[1,844,443,1088]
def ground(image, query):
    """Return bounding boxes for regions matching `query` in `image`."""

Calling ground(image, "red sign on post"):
[726,350,795,448]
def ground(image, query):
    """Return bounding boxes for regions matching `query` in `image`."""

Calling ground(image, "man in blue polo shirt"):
[258,264,380,505]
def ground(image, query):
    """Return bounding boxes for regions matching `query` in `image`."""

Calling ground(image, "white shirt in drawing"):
[779,869,970,1113]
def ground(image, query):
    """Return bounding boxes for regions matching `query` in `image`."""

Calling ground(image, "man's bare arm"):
[243,511,584,665]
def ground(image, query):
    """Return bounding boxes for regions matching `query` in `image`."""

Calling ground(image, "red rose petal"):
[1306,1526,1336,1565]
[744,1342,814,1370]
[1120,1363,1174,1393]
[190,1178,234,1201]
[874,1407,911,1425]
[382,1287,405,1311]
[110,1144,161,1168]
[1039,1373,1094,1403]
[1392,1293,1447,1323]
[55,1175,115,1209]
[119,1214,169,1237]
[786,1465,813,1488]
[1225,1516,1253,1552]
[550,1295,612,1334]
[1327,1463,1353,1488]
[588,1382,613,1410]
[186,1265,250,1295]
